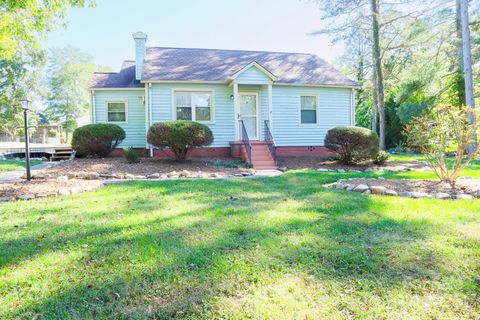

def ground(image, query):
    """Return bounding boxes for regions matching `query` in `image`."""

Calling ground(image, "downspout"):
[149,83,153,157]
[350,88,355,126]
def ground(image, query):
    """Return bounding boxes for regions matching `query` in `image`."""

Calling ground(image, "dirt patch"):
[0,179,103,201]
[40,157,250,179]
[277,157,427,172]
[342,178,480,195]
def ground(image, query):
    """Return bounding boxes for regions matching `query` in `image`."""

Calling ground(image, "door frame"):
[238,91,260,140]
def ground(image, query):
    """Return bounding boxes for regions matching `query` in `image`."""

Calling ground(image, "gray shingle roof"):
[142,47,357,87]
[89,48,357,88]
[89,60,144,89]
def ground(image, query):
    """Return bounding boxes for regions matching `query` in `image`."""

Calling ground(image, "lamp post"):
[20,98,32,181]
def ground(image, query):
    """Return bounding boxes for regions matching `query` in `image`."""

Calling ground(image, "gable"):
[230,63,275,85]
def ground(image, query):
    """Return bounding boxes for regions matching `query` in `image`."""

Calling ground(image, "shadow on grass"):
[0,172,474,319]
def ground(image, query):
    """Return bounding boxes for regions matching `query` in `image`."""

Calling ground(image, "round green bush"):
[147,120,213,161]
[72,124,126,157]
[324,126,379,165]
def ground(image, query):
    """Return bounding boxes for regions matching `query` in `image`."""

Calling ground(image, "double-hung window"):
[174,91,213,122]
[300,95,318,124]
[107,101,127,123]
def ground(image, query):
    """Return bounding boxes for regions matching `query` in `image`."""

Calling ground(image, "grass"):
[0,159,42,172]
[388,153,480,179]
[0,171,479,319]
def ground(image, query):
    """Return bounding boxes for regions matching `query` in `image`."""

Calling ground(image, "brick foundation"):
[152,147,231,158]
[275,146,333,158]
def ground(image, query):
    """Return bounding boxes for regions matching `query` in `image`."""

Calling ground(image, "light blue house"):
[88,32,356,169]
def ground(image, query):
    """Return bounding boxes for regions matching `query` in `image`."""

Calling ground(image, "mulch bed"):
[342,177,480,195]
[0,179,103,201]
[277,157,427,172]
[40,157,249,178]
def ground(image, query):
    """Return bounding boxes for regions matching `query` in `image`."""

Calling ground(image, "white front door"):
[239,92,259,139]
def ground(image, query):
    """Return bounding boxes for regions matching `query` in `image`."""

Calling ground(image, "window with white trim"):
[300,95,318,124]
[174,91,213,122]
[107,102,127,122]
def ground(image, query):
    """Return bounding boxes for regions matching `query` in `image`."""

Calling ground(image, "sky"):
[43,0,344,71]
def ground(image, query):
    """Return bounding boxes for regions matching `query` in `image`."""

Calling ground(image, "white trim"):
[273,83,357,89]
[105,100,128,124]
[141,80,357,89]
[172,89,215,124]
[238,91,260,140]
[267,84,273,134]
[351,89,355,126]
[233,82,239,140]
[145,84,149,149]
[228,62,277,82]
[91,90,96,124]
[88,87,145,91]
[142,80,226,84]
[298,94,320,126]
[148,83,153,157]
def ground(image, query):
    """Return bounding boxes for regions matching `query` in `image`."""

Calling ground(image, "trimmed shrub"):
[373,151,390,165]
[124,147,140,164]
[72,124,125,157]
[325,126,379,165]
[147,120,213,161]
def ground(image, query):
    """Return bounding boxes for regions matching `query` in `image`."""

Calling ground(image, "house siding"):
[235,66,272,85]
[271,86,352,147]
[150,83,235,147]
[93,90,146,148]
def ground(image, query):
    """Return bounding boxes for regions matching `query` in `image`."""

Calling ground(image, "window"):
[174,91,213,122]
[300,95,318,124]
[107,102,127,122]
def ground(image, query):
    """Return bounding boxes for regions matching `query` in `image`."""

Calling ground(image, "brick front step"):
[232,140,278,170]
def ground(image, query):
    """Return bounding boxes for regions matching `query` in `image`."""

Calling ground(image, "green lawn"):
[0,159,42,172]
[388,153,480,179]
[1,171,479,319]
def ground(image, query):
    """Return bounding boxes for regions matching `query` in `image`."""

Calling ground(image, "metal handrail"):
[239,120,252,164]
[264,120,276,162]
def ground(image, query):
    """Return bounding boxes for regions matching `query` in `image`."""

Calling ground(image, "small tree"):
[147,120,213,161]
[406,105,479,186]
[325,126,379,165]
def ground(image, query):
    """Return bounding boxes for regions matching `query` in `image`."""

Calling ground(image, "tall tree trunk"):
[456,0,466,106]
[460,0,477,152]
[372,68,378,133]
[371,0,386,150]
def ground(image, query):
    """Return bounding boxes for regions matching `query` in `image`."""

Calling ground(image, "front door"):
[239,93,259,139]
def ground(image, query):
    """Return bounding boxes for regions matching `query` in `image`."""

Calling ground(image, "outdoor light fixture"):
[20,97,32,181]
[230,94,234,100]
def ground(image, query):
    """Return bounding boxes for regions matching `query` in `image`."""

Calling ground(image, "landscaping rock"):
[167,171,178,177]
[179,170,190,178]
[337,169,346,173]
[58,189,71,196]
[399,191,412,198]
[346,184,355,191]
[353,184,369,193]
[70,187,83,194]
[241,172,253,177]
[370,186,386,195]
[453,194,474,200]
[385,190,398,196]
[210,172,221,178]
[18,194,35,200]
[363,189,371,194]
[472,189,480,198]
[435,193,451,200]
[56,175,68,182]
[278,166,288,172]
[85,172,99,180]
[0,197,15,202]
[66,172,77,179]
[336,181,347,190]
[317,168,330,172]
[147,173,160,179]
[32,174,45,180]
[410,191,429,199]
